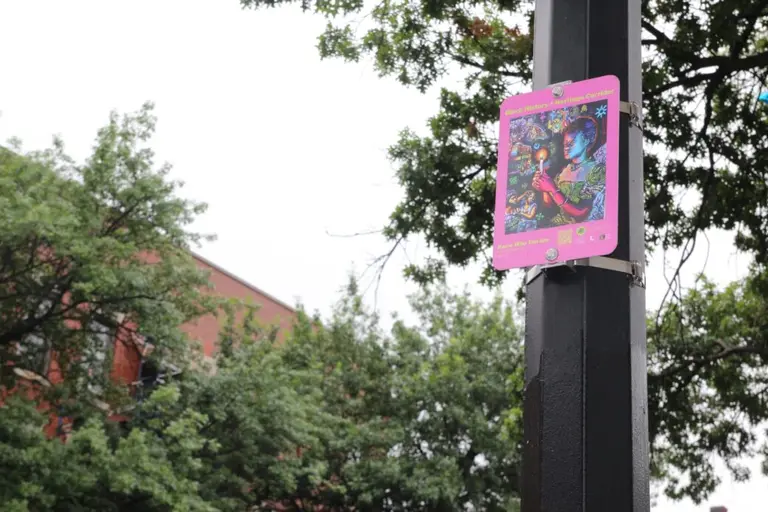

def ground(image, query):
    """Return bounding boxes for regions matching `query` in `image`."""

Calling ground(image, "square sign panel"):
[493,75,620,270]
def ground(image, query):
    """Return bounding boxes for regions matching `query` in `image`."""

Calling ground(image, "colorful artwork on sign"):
[493,75,620,270]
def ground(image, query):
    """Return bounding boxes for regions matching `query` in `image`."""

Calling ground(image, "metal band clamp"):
[526,256,645,288]
[619,101,643,131]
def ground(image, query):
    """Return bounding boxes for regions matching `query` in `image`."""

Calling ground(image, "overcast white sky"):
[0,0,765,509]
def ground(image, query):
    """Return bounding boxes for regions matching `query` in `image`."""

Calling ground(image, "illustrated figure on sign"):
[532,116,606,225]
[506,190,538,233]
[508,142,533,175]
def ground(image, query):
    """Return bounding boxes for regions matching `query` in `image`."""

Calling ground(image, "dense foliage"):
[3,70,767,508]
[1,280,525,511]
[0,109,525,508]
[266,282,524,511]
[649,274,768,501]
[0,390,216,512]
[0,103,214,398]
[3,272,767,509]
[0,105,524,511]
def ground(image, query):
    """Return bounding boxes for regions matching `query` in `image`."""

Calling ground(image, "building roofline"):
[189,251,297,314]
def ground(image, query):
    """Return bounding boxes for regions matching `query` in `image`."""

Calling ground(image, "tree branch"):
[649,343,768,381]
[641,21,671,44]
[447,52,525,78]
[690,50,768,72]
[646,71,716,97]
[646,15,768,97]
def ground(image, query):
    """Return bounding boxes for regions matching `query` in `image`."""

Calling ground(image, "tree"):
[268,280,524,511]
[0,281,524,511]
[0,389,216,512]
[269,277,768,507]
[143,307,337,512]
[239,0,766,287]
[237,0,768,503]
[137,282,524,511]
[0,102,215,397]
[6,259,763,509]
[649,273,768,502]
[0,299,334,512]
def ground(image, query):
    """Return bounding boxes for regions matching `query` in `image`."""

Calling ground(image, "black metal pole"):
[522,0,649,510]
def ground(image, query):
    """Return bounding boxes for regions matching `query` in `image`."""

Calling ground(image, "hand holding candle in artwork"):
[534,156,554,205]
[532,156,542,186]
[532,157,557,194]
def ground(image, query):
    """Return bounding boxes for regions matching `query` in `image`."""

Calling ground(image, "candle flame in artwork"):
[535,147,549,165]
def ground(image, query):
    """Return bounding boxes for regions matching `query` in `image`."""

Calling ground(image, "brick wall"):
[4,251,297,431]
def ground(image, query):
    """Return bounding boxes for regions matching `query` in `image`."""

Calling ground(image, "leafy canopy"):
[1,279,525,511]
[237,0,768,504]
[0,112,527,510]
[269,280,524,511]
[3,244,766,510]
[0,388,216,512]
[240,0,767,287]
[0,103,215,396]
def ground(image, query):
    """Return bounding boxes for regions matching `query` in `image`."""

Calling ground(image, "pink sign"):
[493,75,620,270]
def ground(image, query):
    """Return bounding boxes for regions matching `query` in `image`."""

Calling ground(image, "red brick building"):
[7,251,297,431]
[109,252,297,389]
[184,252,296,356]
[113,253,296,396]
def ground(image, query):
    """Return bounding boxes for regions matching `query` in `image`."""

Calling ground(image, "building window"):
[136,357,160,401]
[134,334,181,402]
[16,332,51,376]
[80,320,114,396]
[14,298,55,377]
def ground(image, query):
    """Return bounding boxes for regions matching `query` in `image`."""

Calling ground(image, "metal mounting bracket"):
[526,255,646,288]
[619,101,643,131]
